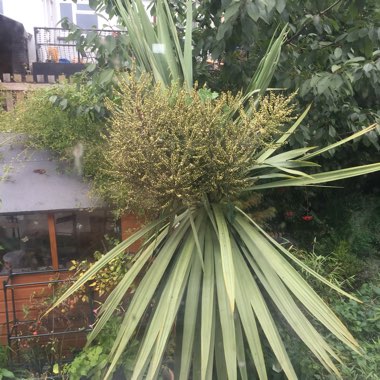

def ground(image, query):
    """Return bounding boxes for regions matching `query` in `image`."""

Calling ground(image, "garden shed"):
[0,133,139,350]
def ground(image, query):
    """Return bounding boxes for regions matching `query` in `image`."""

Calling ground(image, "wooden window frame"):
[48,213,59,270]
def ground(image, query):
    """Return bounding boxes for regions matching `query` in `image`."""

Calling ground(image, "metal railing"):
[2,269,94,366]
[34,27,119,64]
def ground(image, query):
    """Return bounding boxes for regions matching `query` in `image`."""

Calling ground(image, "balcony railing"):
[34,27,120,64]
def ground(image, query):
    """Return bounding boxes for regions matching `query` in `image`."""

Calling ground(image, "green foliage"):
[0,368,15,380]
[63,316,138,380]
[0,347,13,380]
[193,0,380,159]
[0,84,105,178]
[98,72,296,215]
[291,244,361,294]
[34,2,380,379]
[285,277,380,379]
[71,243,132,297]
[49,79,380,379]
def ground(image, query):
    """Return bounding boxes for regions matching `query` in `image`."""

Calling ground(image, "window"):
[58,0,99,29]
[0,210,118,273]
[55,210,117,268]
[0,214,51,273]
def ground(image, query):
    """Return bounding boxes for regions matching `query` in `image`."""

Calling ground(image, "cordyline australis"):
[46,1,380,379]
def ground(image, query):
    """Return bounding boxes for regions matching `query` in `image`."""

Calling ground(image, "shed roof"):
[0,134,102,213]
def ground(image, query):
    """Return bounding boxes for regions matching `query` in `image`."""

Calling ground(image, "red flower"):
[33,331,38,336]
[284,211,295,218]
[302,215,313,221]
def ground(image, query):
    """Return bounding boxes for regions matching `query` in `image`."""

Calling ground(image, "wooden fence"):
[0,73,65,111]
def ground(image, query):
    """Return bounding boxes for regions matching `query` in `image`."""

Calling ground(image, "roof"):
[0,133,102,213]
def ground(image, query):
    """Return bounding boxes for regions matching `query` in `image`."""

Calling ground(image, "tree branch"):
[285,0,344,45]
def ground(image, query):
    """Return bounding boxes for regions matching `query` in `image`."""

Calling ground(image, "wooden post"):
[120,214,142,253]
[48,214,59,270]
[25,74,34,83]
[47,75,56,84]
[36,75,45,83]
[13,74,22,83]
[16,91,24,104]
[2,73,11,82]
[5,92,14,111]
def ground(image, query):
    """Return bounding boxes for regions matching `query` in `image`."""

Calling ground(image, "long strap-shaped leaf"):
[247,162,380,190]
[178,254,202,380]
[233,243,297,379]
[105,214,192,378]
[142,228,200,380]
[213,204,235,312]
[214,230,237,380]
[115,0,193,87]
[44,217,168,316]
[235,215,360,353]
[255,104,311,163]
[200,225,216,380]
[302,123,378,160]
[244,251,342,377]
[232,241,267,380]
[138,211,205,378]
[179,215,205,380]
[244,26,287,99]
[86,224,170,346]
[235,206,361,302]
[235,314,248,380]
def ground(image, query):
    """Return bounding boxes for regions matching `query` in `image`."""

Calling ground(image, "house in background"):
[0,0,151,81]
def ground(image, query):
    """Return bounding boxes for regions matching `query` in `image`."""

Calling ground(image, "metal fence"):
[34,27,118,64]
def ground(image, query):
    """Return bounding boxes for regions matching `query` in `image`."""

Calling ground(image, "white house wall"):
[0,0,154,66]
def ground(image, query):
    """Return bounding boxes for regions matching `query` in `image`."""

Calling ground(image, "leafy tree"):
[47,1,380,379]
[192,0,380,161]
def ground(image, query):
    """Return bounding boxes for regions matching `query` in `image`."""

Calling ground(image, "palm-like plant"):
[47,1,380,379]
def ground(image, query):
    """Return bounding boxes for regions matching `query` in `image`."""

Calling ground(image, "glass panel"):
[60,3,73,23]
[77,4,92,11]
[0,214,51,273]
[76,14,98,29]
[55,210,117,268]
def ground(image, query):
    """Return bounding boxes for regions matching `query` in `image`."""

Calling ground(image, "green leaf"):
[331,64,341,73]
[179,216,205,380]
[235,315,248,380]
[53,363,59,374]
[213,205,235,312]
[0,369,15,379]
[245,25,288,99]
[87,225,169,346]
[200,227,216,380]
[44,216,169,317]
[236,216,359,353]
[232,233,297,380]
[99,68,114,85]
[334,47,342,59]
[105,214,192,379]
[214,232,237,380]
[86,63,97,72]
[256,104,312,162]
[233,240,267,380]
[248,163,380,190]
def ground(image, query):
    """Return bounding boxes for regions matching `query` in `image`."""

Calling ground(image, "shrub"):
[0,84,105,178]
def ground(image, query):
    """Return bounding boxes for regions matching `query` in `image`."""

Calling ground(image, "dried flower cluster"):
[97,73,296,215]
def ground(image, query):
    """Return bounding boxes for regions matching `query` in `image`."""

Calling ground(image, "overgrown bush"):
[63,316,138,380]
[285,277,380,379]
[0,84,105,178]
[97,72,296,216]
